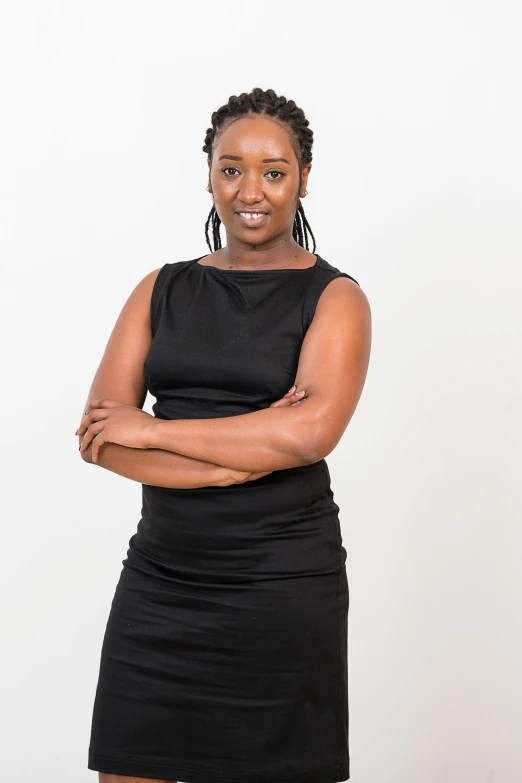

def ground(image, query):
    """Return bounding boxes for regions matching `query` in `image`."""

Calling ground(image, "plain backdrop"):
[1,2,521,781]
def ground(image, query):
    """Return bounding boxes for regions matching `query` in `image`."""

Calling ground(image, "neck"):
[216,237,311,271]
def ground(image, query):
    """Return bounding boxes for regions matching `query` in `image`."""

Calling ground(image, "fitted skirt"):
[87,538,350,783]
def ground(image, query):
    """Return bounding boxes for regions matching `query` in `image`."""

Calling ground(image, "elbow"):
[300,447,320,465]
[291,418,324,465]
[284,434,318,466]
[299,416,338,465]
[300,437,326,465]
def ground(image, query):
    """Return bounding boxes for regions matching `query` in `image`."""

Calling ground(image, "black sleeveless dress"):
[88,253,360,783]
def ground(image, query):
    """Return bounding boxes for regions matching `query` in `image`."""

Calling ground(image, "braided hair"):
[202,87,316,254]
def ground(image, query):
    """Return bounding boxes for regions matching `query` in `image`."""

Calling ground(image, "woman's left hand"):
[76,399,155,463]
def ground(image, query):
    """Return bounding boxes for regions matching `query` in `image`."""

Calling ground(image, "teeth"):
[239,212,265,219]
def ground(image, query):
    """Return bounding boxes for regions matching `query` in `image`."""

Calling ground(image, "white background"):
[1,2,521,781]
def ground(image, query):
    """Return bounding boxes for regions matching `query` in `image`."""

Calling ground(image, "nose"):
[237,171,265,205]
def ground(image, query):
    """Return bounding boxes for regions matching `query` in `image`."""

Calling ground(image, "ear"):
[301,163,312,190]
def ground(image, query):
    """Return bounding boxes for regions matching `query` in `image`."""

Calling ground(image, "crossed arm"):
[80,396,315,486]
[79,439,251,489]
[146,403,319,473]
[77,269,371,488]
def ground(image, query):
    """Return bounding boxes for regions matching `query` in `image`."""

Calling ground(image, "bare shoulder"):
[316,274,371,324]
[108,263,169,346]
[293,272,371,459]
[132,265,165,308]
[78,265,167,419]
[116,265,170,332]
[144,266,165,285]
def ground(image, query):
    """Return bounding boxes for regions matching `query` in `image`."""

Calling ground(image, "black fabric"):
[88,253,358,782]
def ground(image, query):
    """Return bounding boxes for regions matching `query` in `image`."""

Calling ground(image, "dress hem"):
[88,750,350,782]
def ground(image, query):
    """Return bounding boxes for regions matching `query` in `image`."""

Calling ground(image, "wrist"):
[146,418,166,450]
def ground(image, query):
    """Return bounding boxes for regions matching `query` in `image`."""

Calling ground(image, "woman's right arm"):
[79,438,258,488]
[76,266,298,489]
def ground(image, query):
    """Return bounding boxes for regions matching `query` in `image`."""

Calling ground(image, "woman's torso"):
[132,253,359,582]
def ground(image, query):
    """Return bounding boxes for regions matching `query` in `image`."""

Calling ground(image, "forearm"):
[147,406,318,473]
[79,439,242,489]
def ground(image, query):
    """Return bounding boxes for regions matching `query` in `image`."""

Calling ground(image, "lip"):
[235,211,270,228]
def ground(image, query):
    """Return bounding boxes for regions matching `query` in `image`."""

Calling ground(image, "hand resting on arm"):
[78,386,307,488]
[78,270,371,473]
[76,266,313,489]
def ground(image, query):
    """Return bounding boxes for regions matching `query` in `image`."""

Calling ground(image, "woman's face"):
[208,115,311,249]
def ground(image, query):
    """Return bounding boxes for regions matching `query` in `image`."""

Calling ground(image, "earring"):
[302,189,308,197]
[207,185,211,192]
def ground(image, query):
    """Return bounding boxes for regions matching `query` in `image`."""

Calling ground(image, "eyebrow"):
[218,155,291,165]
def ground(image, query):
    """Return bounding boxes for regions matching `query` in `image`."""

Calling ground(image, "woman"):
[77,87,371,783]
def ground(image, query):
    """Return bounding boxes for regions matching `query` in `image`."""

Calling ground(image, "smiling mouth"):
[235,212,270,227]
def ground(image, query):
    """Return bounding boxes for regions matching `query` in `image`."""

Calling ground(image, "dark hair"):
[202,87,316,254]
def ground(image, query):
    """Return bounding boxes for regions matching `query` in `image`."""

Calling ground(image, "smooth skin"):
[80,115,371,783]
[77,115,371,477]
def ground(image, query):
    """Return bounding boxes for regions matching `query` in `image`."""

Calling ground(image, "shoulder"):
[146,258,196,286]
[113,264,172,331]
[316,275,371,323]
[115,265,166,308]
[312,265,371,339]
[120,266,169,319]
[141,258,189,298]
[315,257,370,312]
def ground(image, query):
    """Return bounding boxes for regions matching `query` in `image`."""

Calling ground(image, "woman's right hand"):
[218,385,306,485]
[268,383,306,409]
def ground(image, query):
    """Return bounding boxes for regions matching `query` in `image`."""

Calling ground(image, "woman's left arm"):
[148,278,372,473]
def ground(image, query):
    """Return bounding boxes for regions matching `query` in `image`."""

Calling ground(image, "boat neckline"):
[193,253,323,273]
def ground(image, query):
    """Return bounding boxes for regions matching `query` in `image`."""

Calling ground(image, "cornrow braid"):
[202,87,316,254]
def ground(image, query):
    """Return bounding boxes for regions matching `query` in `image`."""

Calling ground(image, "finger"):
[77,420,89,436]
[77,407,109,436]
[78,399,135,434]
[76,419,88,436]
[79,421,104,453]
[271,388,306,408]
[285,385,297,397]
[92,433,106,464]
[285,390,306,404]
[78,410,98,435]
[85,398,112,411]
[79,426,92,452]
[83,398,126,417]
[83,399,105,416]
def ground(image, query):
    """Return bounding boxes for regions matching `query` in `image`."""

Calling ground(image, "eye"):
[220,166,240,176]
[219,167,286,180]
